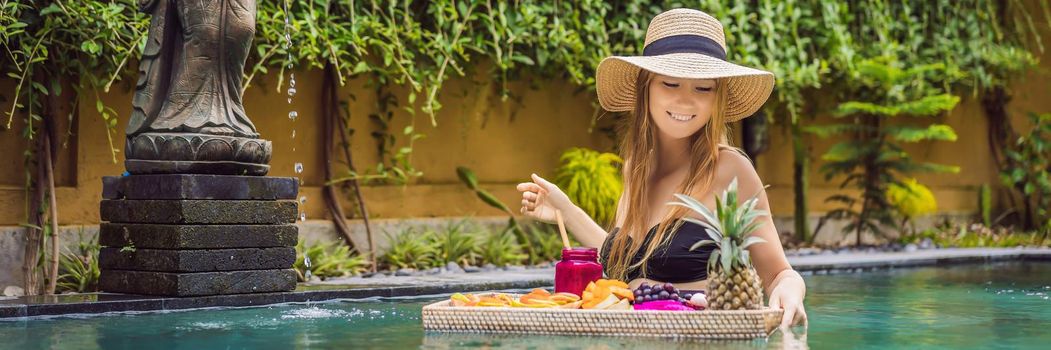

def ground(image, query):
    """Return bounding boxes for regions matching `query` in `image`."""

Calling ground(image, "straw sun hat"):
[596,8,774,122]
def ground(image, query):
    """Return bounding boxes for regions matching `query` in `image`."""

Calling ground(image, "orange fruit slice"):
[581,291,594,301]
[596,279,629,289]
[550,293,580,304]
[529,288,552,297]
[591,285,611,302]
[610,286,634,301]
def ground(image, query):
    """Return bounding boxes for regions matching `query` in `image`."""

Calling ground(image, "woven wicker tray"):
[422,294,783,339]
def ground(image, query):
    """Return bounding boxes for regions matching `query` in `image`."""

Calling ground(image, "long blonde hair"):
[604,69,730,282]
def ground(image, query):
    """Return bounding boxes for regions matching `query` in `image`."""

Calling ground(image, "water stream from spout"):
[282,0,310,283]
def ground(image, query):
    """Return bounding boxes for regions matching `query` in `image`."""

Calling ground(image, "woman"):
[516,8,807,328]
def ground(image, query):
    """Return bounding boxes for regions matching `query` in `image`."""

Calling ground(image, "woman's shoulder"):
[710,145,763,196]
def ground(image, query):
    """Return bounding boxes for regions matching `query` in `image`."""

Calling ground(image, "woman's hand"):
[767,269,808,329]
[516,173,573,224]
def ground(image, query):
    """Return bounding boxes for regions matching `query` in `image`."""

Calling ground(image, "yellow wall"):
[2,37,1051,227]
[0,65,613,225]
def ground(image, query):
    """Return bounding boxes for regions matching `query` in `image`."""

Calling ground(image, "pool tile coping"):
[1,247,1049,319]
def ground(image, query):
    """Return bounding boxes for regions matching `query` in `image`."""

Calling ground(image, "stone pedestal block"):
[103,174,297,200]
[99,247,295,272]
[99,174,299,297]
[100,200,297,224]
[99,223,297,249]
[99,269,297,296]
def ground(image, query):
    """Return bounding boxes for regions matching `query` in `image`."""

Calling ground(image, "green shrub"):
[429,219,482,267]
[1001,112,1051,235]
[295,240,370,281]
[901,223,1048,248]
[554,148,623,227]
[381,228,439,270]
[979,184,993,227]
[886,178,938,234]
[479,229,528,267]
[56,235,100,293]
[807,57,960,245]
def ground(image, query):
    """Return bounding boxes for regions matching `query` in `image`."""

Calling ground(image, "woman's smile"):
[666,110,696,122]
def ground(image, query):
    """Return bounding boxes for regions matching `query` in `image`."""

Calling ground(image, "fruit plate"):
[421,294,783,340]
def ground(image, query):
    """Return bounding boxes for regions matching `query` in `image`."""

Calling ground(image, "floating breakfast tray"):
[422,294,783,340]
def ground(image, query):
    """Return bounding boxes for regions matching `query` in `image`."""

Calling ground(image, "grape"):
[665,284,676,293]
[670,293,679,300]
[683,293,693,300]
[634,289,643,297]
[642,288,652,295]
[659,290,670,299]
[639,282,649,289]
[652,283,664,291]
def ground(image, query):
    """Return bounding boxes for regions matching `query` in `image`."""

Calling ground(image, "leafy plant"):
[902,223,1048,248]
[455,166,534,260]
[979,183,993,228]
[553,148,623,227]
[429,219,482,267]
[56,235,100,293]
[478,229,527,267]
[807,57,960,245]
[1001,112,1051,236]
[381,228,438,270]
[294,240,370,281]
[886,178,938,235]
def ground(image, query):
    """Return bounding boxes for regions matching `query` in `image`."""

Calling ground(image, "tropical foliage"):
[886,178,938,235]
[379,220,564,271]
[1000,112,1051,236]
[807,58,960,244]
[55,235,101,293]
[294,240,370,281]
[554,147,623,227]
[902,223,1049,248]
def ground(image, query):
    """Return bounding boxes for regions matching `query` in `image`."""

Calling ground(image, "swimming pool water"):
[2,262,1049,349]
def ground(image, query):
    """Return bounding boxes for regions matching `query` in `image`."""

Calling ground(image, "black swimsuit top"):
[598,220,716,283]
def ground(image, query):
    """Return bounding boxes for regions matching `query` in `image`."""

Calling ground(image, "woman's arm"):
[518,174,609,249]
[716,151,792,292]
[715,150,807,327]
[561,202,612,249]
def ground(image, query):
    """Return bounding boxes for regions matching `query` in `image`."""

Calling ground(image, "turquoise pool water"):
[2,262,1049,349]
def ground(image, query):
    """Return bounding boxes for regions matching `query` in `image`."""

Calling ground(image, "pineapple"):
[670,177,768,310]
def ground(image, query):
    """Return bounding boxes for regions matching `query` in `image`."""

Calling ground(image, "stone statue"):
[126,0,271,175]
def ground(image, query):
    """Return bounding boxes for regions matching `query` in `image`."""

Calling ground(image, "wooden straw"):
[555,209,571,249]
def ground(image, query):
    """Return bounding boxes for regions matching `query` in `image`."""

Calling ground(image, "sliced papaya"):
[557,300,583,309]
[596,279,630,289]
[582,291,594,301]
[520,298,559,307]
[550,293,581,304]
[493,293,515,304]
[610,286,634,301]
[529,288,552,297]
[591,285,612,303]
[581,296,604,309]
[520,294,552,305]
